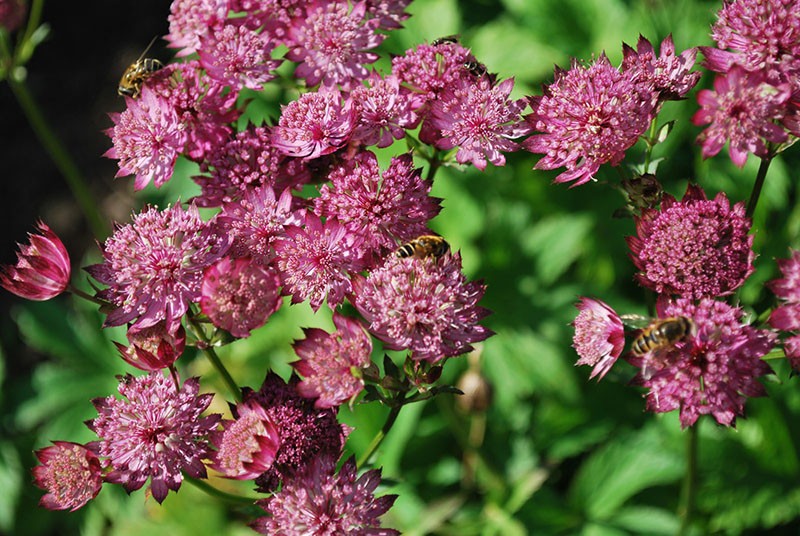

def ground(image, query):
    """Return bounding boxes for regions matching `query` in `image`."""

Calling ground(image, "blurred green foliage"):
[4,0,800,534]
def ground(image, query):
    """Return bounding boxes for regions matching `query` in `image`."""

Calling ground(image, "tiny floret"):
[572,297,625,380]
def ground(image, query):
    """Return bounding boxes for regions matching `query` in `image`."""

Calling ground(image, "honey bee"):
[464,60,487,77]
[118,38,163,98]
[630,316,695,357]
[432,35,460,45]
[396,235,450,260]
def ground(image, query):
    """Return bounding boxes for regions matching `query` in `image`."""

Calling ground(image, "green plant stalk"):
[356,400,404,468]
[643,118,659,172]
[17,0,45,55]
[746,155,773,220]
[6,75,109,239]
[677,425,698,536]
[185,476,260,504]
[187,315,243,403]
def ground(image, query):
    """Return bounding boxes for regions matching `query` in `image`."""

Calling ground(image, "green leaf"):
[521,213,594,285]
[0,442,21,534]
[610,506,680,534]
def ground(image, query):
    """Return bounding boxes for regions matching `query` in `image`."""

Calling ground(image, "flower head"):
[115,322,186,372]
[246,373,349,492]
[86,204,229,332]
[292,313,373,408]
[198,22,281,91]
[252,455,399,535]
[201,257,283,338]
[366,0,411,29]
[523,55,656,186]
[426,75,530,170]
[272,89,356,159]
[105,86,186,190]
[572,297,625,380]
[314,151,441,261]
[32,442,104,511]
[392,41,476,109]
[166,0,229,57]
[692,66,790,167]
[0,222,70,301]
[286,1,383,89]
[768,250,800,370]
[351,253,492,363]
[630,298,774,428]
[210,399,281,480]
[621,34,702,102]
[627,184,754,300]
[88,373,220,503]
[350,73,418,148]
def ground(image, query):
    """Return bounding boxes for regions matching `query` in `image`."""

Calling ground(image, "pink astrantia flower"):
[366,0,411,29]
[86,204,229,333]
[0,0,26,32]
[351,253,492,363]
[246,373,349,492]
[702,0,800,85]
[314,151,441,260]
[88,373,220,503]
[292,312,373,408]
[219,186,305,263]
[523,55,656,186]
[272,88,356,159]
[692,66,790,167]
[105,86,187,190]
[350,73,418,148]
[286,1,383,89]
[198,22,281,91]
[201,257,283,338]
[0,222,70,301]
[621,34,702,102]
[426,75,530,170]
[166,0,229,57]
[572,297,625,380]
[627,184,754,300]
[115,322,186,372]
[392,41,476,109]
[274,215,366,311]
[210,399,281,480]
[32,442,104,512]
[252,455,399,535]
[629,298,774,428]
[768,250,800,369]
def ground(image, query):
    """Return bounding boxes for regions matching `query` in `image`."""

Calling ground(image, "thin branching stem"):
[746,155,773,220]
[186,314,242,403]
[677,424,698,536]
[356,397,405,468]
[184,476,260,504]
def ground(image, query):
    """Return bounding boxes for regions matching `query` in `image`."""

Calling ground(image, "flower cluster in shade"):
[252,455,399,535]
[522,35,700,186]
[87,373,220,503]
[572,297,625,380]
[627,183,754,300]
[0,222,71,301]
[693,0,800,167]
[768,250,800,370]
[629,299,775,428]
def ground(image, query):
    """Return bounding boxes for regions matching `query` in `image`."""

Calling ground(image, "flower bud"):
[1,222,71,301]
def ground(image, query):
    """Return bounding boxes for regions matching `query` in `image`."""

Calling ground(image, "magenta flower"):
[351,253,492,363]
[198,22,281,91]
[245,373,349,492]
[272,89,356,159]
[292,313,373,408]
[0,222,70,301]
[621,34,702,102]
[252,455,399,535]
[627,184,754,300]
[286,0,383,89]
[0,0,26,32]
[274,215,366,311]
[572,297,625,380]
[692,66,790,167]
[426,75,530,170]
[115,322,186,372]
[88,373,220,503]
[105,86,186,190]
[210,399,281,480]
[350,73,419,148]
[703,0,800,84]
[392,41,476,109]
[166,0,228,57]
[768,250,800,369]
[219,185,305,263]
[366,0,411,29]
[201,257,283,338]
[630,298,774,428]
[86,204,229,333]
[522,55,656,186]
[32,442,104,512]
[314,151,441,260]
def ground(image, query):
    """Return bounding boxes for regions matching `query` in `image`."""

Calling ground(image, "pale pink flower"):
[198,22,281,91]
[210,399,281,480]
[350,73,418,148]
[32,442,103,512]
[366,0,411,29]
[392,41,476,110]
[768,250,800,370]
[621,34,702,102]
[572,297,625,380]
[0,222,70,301]
[166,0,229,57]
[272,89,356,159]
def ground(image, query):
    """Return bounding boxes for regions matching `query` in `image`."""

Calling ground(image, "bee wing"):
[620,314,651,330]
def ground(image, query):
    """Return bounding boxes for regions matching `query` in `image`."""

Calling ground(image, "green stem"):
[6,75,108,239]
[17,0,45,55]
[184,476,260,504]
[186,315,242,403]
[356,401,404,468]
[746,155,773,220]
[426,155,442,182]
[643,118,659,172]
[677,425,698,536]
[67,284,105,305]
